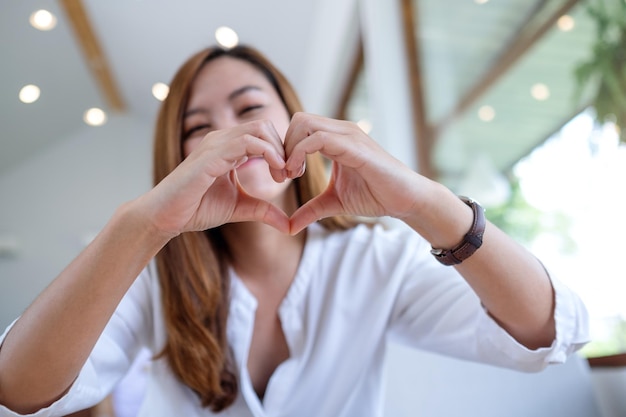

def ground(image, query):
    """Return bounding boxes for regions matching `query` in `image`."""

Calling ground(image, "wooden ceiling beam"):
[58,0,126,112]
[401,0,435,179]
[430,0,581,142]
[335,37,364,122]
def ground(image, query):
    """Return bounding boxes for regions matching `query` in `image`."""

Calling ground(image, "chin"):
[237,162,290,193]
[238,176,294,209]
[243,183,291,201]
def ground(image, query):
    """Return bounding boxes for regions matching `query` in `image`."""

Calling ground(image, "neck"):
[221,221,306,286]
[221,183,305,288]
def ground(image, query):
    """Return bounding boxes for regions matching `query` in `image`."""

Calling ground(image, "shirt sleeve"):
[385,227,590,373]
[0,264,156,417]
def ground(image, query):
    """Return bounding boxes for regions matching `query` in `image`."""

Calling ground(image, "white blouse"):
[0,222,590,417]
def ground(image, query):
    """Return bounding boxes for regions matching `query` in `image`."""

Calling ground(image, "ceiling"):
[2,0,604,189]
[422,0,597,177]
[1,0,353,176]
[343,0,602,194]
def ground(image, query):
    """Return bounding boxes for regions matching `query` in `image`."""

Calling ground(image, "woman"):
[0,45,589,416]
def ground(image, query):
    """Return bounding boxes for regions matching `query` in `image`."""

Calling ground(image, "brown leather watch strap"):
[430,196,486,266]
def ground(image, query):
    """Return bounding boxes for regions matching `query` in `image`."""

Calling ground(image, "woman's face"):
[182,56,293,205]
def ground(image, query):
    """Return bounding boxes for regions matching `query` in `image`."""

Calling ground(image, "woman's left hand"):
[284,112,427,234]
[284,114,560,351]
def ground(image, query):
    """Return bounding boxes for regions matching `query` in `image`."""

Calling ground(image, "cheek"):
[183,137,201,158]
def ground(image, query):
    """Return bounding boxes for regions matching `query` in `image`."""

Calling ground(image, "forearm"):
[402,181,555,350]
[0,200,171,413]
[455,223,555,349]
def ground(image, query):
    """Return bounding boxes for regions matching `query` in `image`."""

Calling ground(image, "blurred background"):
[1,0,626,416]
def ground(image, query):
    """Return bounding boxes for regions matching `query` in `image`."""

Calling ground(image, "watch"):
[430,196,486,266]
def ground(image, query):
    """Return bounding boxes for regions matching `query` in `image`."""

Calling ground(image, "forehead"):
[188,56,273,101]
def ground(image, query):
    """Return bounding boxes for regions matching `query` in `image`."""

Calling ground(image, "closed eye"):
[239,105,263,116]
[184,124,211,139]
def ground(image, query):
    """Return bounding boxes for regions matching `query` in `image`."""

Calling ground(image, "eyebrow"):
[184,85,263,119]
[228,85,262,101]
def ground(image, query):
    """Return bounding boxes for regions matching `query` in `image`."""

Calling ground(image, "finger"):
[233,198,290,234]
[282,161,305,181]
[239,134,286,168]
[188,134,284,179]
[230,136,287,182]
[238,120,290,179]
[198,119,287,169]
[284,113,321,167]
[205,133,285,177]
[257,120,290,181]
[284,115,369,177]
[269,166,288,183]
[288,190,343,235]
[240,119,286,159]
[259,203,290,234]
[230,190,290,234]
[284,113,352,155]
[233,156,249,169]
[284,130,357,178]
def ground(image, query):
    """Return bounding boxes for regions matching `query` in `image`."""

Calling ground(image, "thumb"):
[289,191,342,235]
[230,176,291,234]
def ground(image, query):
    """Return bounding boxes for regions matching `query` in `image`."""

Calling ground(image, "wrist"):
[114,198,177,249]
[430,196,486,265]
[400,183,474,245]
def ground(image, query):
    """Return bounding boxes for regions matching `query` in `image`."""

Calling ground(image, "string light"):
[531,83,550,101]
[83,108,107,126]
[215,26,239,49]
[19,85,41,103]
[152,82,169,101]
[557,15,575,32]
[29,9,57,31]
[478,105,495,122]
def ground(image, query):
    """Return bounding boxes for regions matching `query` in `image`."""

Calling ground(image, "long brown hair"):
[153,45,359,410]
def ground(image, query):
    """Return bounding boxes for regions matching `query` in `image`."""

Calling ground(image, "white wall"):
[0,114,153,329]
[360,0,416,170]
[299,0,360,116]
[384,343,603,417]
[590,367,626,417]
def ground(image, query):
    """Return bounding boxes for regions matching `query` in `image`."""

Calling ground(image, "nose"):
[210,110,240,131]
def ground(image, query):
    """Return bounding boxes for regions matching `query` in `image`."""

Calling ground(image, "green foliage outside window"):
[574,0,626,143]
[485,176,576,255]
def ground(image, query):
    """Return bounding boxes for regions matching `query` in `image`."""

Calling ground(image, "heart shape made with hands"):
[216,114,387,234]
[232,154,335,236]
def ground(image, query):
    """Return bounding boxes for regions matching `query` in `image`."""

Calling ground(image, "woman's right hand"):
[137,120,290,237]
